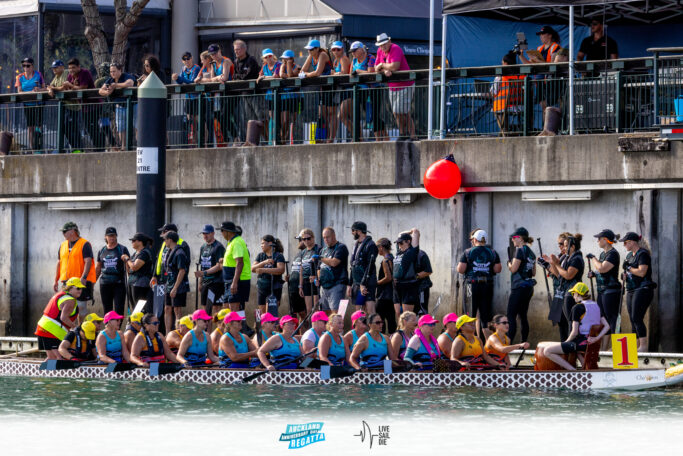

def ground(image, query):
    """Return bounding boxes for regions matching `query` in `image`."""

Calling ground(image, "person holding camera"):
[587,229,621,348]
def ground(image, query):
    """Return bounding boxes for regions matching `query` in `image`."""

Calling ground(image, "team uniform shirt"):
[165,246,190,294]
[199,241,226,285]
[255,251,286,292]
[97,245,130,285]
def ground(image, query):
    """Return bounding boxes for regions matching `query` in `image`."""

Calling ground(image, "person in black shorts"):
[287,237,306,320]
[375,238,396,333]
[392,229,420,323]
[96,227,130,316]
[349,221,378,314]
[457,229,502,340]
[506,227,536,343]
[547,233,585,341]
[416,249,433,316]
[252,235,286,315]
[162,231,190,333]
[587,229,621,349]
[194,224,226,317]
[298,228,321,321]
[123,233,154,312]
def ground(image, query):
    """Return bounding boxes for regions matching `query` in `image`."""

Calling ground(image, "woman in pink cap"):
[485,314,530,367]
[130,314,179,368]
[403,314,442,369]
[253,312,279,347]
[390,311,417,360]
[343,310,368,351]
[349,313,393,370]
[96,311,130,364]
[437,312,459,358]
[302,311,328,355]
[177,309,219,366]
[257,315,302,370]
[218,312,259,368]
[318,314,349,366]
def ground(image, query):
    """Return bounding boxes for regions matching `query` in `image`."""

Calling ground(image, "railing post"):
[57,99,65,154]
[615,71,623,133]
[653,52,660,125]
[352,84,361,142]
[125,95,134,151]
[197,93,204,148]
[273,88,280,146]
[523,76,531,136]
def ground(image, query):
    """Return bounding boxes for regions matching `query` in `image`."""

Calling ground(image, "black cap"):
[105,226,117,236]
[163,231,179,243]
[594,229,616,242]
[207,44,220,54]
[536,25,556,36]
[181,51,192,60]
[130,232,151,243]
[219,221,238,233]
[619,232,641,242]
[22,57,34,65]
[510,227,529,238]
[158,223,178,233]
[395,233,412,244]
[351,221,368,233]
[51,60,64,68]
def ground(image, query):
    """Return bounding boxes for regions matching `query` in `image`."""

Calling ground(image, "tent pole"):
[428,0,435,140]
[440,14,447,140]
[569,5,575,135]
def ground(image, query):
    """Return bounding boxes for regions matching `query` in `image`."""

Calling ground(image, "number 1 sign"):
[611,333,639,369]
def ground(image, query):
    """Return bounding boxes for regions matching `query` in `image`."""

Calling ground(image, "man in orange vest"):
[54,221,97,322]
[491,52,525,134]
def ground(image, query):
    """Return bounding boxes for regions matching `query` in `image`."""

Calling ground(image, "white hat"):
[375,33,391,46]
[349,41,364,51]
[472,229,488,242]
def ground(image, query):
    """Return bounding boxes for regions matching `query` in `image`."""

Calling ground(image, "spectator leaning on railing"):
[46,59,80,152]
[233,40,262,143]
[301,39,335,143]
[374,33,415,140]
[278,50,302,144]
[15,57,45,151]
[172,51,201,145]
[207,44,235,144]
[331,41,352,141]
[349,41,387,141]
[257,48,282,143]
[98,63,136,150]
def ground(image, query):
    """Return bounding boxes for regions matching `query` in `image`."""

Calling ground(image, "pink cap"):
[418,314,439,327]
[223,312,244,323]
[312,311,329,323]
[260,312,279,323]
[103,311,124,324]
[351,311,366,323]
[442,312,459,325]
[279,315,298,327]
[192,309,212,321]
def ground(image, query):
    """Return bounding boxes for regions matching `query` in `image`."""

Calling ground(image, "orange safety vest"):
[59,238,96,283]
[537,42,560,63]
[493,75,525,113]
[35,291,78,339]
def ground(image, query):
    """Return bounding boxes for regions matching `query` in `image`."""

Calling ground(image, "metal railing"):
[1,52,681,154]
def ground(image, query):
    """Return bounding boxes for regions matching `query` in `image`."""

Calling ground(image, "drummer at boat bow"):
[301,311,328,356]
[349,313,394,370]
[35,277,86,360]
[96,311,131,364]
[58,321,97,361]
[130,314,179,368]
[257,315,302,370]
[176,309,219,366]
[218,312,259,368]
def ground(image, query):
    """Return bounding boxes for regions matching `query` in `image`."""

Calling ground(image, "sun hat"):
[568,282,590,296]
[510,227,529,238]
[261,48,275,58]
[65,277,86,289]
[472,229,488,242]
[418,314,439,327]
[192,309,212,321]
[330,41,344,50]
[178,315,194,330]
[85,313,103,322]
[351,310,366,323]
[304,39,321,50]
[216,308,231,321]
[61,221,78,232]
[455,315,476,330]
[619,232,641,242]
[279,315,298,327]
[224,312,244,324]
[81,321,97,340]
[312,311,329,323]
[51,60,65,68]
[442,313,459,325]
[219,221,239,233]
[130,312,144,324]
[349,41,364,51]
[103,311,124,324]
[280,50,295,59]
[593,229,616,242]
[375,33,391,46]
[260,312,279,323]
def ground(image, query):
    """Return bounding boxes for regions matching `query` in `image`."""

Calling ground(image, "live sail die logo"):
[354,421,390,449]
[279,422,325,449]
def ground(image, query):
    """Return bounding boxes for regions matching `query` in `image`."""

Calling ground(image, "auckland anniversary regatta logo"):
[279,422,326,449]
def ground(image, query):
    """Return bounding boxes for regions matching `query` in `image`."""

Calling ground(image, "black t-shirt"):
[350,236,378,285]
[300,245,322,280]
[319,242,349,288]
[199,240,226,285]
[255,251,286,291]
[417,250,433,290]
[233,54,261,81]
[596,248,620,292]
[559,251,585,293]
[97,244,130,285]
[155,240,191,281]
[165,246,190,293]
[624,248,653,290]
[393,245,419,283]
[128,247,154,287]
[579,34,618,61]
[570,303,587,323]
[376,253,394,301]
[460,246,500,281]
[510,245,536,289]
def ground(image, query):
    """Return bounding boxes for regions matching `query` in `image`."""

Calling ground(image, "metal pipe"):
[569,5,575,135]
[440,14,447,140]
[427,0,435,140]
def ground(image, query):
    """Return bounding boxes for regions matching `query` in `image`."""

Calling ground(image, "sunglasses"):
[22,64,32,67]
[182,57,191,61]
[558,243,564,247]
[422,323,436,327]
[499,321,510,325]
[301,237,312,241]
[149,321,160,326]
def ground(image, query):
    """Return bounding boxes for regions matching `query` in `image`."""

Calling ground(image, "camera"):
[512,32,528,55]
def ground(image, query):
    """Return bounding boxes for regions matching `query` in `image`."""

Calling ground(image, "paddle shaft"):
[0,348,40,359]
[538,238,553,309]
[587,259,596,300]
[239,348,317,383]
[514,348,526,368]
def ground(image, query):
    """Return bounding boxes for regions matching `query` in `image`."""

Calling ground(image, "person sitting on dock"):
[318,313,350,366]
[218,312,259,368]
[390,311,417,360]
[58,321,97,361]
[123,312,144,352]
[257,315,302,370]
[485,314,529,367]
[96,311,131,364]
[176,309,219,366]
[437,313,459,358]
[403,314,443,370]
[450,315,501,369]
[167,315,193,353]
[130,314,179,368]
[35,277,85,360]
[349,313,393,370]
[210,308,231,354]
[541,283,609,371]
[253,312,279,347]
[343,311,368,352]
[301,311,328,356]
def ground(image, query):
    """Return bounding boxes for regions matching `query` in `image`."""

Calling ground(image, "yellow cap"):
[81,321,97,340]
[455,314,477,330]
[568,282,590,296]
[65,277,86,289]
[216,308,231,321]
[178,315,194,330]
[85,313,104,322]
[130,312,144,324]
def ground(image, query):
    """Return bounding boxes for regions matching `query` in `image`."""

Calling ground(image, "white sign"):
[136,147,158,174]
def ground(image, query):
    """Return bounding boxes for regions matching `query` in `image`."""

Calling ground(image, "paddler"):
[450,315,501,369]
[252,312,279,347]
[218,313,259,368]
[210,308,231,353]
[301,311,328,356]
[130,314,179,367]
[177,309,219,366]
[403,314,442,369]
[437,312,459,358]
[318,314,349,366]
[541,283,609,371]
[35,277,85,360]
[96,311,131,364]
[390,311,417,360]
[343,310,367,351]
[123,311,144,351]
[484,314,529,366]
[349,313,392,370]
[166,315,193,352]
[58,321,97,361]
[85,313,104,332]
[257,315,302,370]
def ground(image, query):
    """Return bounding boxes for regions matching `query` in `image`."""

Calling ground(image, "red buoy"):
[424,154,462,199]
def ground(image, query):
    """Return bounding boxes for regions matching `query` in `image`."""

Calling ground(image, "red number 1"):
[617,336,634,366]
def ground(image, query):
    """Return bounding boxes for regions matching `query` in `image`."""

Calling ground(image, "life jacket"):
[537,42,560,62]
[578,301,602,336]
[35,292,78,340]
[155,238,186,275]
[485,333,510,360]
[59,238,96,283]
[456,334,483,359]
[140,331,165,362]
[493,75,525,113]
[415,328,442,362]
[68,329,95,361]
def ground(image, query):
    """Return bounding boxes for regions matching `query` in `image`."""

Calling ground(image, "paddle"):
[105,363,137,373]
[0,348,40,359]
[320,364,357,380]
[39,359,100,371]
[149,362,184,377]
[236,348,318,384]
[514,347,527,368]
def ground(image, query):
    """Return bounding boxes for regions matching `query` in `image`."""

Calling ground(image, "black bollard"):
[136,73,167,247]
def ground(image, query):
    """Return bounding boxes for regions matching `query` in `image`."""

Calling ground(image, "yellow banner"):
[611,333,639,369]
